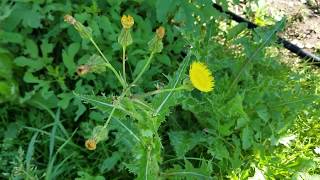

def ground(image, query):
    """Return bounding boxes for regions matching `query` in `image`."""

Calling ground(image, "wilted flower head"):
[77,65,90,76]
[63,14,92,40]
[64,14,77,25]
[156,26,165,39]
[85,139,97,150]
[121,15,134,29]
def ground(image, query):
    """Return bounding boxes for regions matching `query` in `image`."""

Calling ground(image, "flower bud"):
[64,14,76,25]
[92,125,109,143]
[77,65,90,76]
[121,15,134,29]
[85,139,97,150]
[87,54,107,73]
[148,27,165,53]
[64,14,92,40]
[118,28,133,47]
[156,26,165,39]
[77,55,107,76]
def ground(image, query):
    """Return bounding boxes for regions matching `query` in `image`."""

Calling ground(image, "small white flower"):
[248,167,265,180]
[278,135,296,147]
[314,147,320,155]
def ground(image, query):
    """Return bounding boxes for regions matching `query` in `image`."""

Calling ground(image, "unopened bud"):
[92,126,109,142]
[118,28,133,47]
[121,15,134,29]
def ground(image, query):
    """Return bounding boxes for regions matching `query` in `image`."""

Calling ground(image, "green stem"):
[103,106,116,129]
[90,38,127,88]
[136,86,188,98]
[131,52,154,85]
[102,86,131,129]
[122,46,127,84]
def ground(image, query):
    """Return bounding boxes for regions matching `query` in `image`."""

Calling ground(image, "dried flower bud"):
[64,14,92,40]
[64,14,77,25]
[148,26,165,53]
[77,65,90,76]
[156,26,165,39]
[121,15,134,29]
[85,139,97,150]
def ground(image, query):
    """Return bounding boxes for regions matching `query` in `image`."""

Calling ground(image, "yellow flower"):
[121,15,134,29]
[85,139,97,150]
[189,61,214,92]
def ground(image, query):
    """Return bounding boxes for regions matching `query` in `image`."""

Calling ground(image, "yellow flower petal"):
[85,139,97,150]
[121,15,134,29]
[189,61,214,92]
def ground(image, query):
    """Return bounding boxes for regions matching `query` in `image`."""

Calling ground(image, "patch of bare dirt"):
[266,0,320,54]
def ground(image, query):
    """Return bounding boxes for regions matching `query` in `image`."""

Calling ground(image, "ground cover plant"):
[1,0,319,179]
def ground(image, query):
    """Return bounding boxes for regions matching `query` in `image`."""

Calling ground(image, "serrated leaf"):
[99,152,121,173]
[208,138,229,160]
[163,159,213,179]
[168,131,204,158]
[227,23,247,40]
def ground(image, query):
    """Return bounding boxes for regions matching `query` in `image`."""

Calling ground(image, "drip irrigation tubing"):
[212,3,320,66]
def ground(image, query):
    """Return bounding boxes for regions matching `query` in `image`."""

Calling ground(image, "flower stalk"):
[64,14,127,88]
[118,15,134,86]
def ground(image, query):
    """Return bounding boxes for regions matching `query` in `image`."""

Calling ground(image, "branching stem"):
[122,46,127,84]
[90,38,127,88]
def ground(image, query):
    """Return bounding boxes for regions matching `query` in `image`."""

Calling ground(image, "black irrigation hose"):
[212,3,320,66]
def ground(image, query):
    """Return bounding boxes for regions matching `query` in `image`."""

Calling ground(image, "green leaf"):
[14,56,45,71]
[0,81,18,103]
[256,106,270,122]
[168,131,205,158]
[0,30,23,44]
[156,0,174,23]
[62,43,80,76]
[0,53,13,79]
[99,152,121,173]
[25,39,39,58]
[26,132,38,170]
[241,126,254,150]
[227,23,247,40]
[133,59,148,77]
[163,159,213,179]
[40,39,54,58]
[75,171,105,180]
[57,93,73,109]
[208,138,230,160]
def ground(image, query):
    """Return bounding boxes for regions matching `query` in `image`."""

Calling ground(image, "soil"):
[231,0,320,56]
[265,0,320,54]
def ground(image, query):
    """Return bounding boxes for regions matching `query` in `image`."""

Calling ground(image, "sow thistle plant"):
[64,14,214,178]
